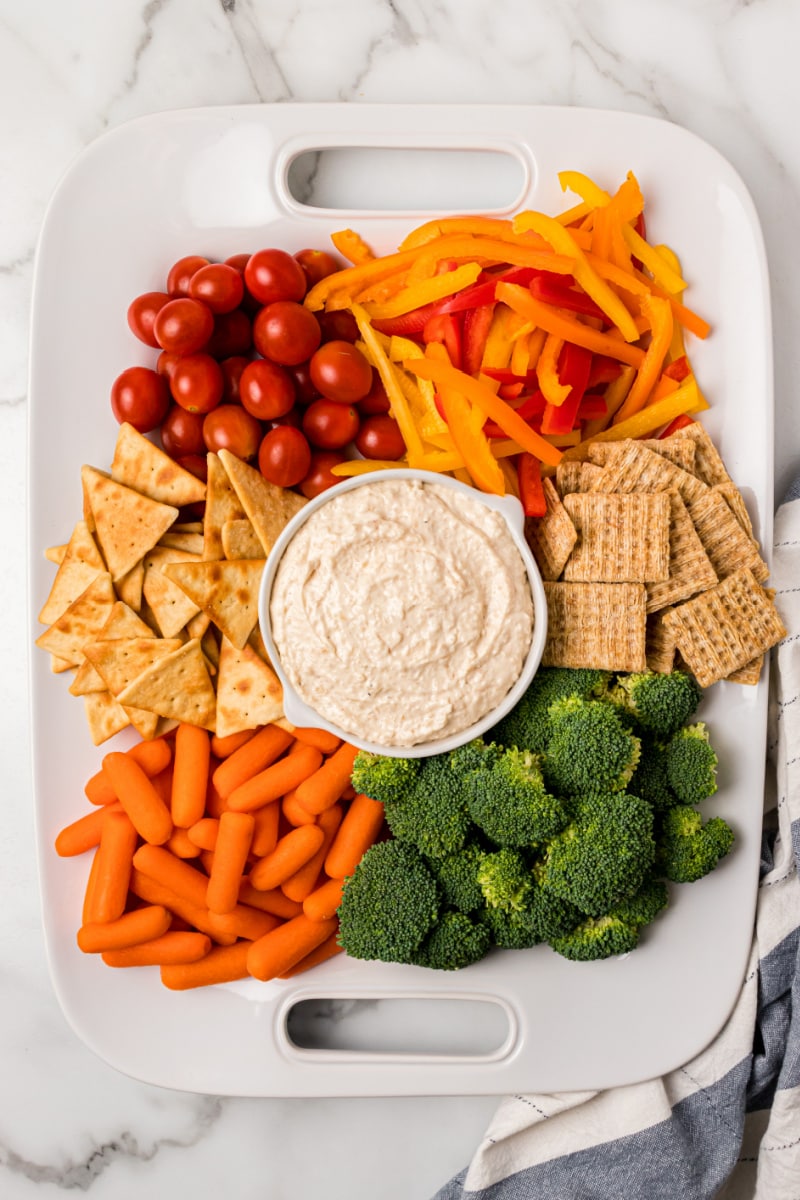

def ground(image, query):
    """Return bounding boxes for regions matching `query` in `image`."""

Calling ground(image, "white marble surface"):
[3,1,800,1195]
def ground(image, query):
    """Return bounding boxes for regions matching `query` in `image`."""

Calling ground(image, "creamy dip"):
[269,478,534,747]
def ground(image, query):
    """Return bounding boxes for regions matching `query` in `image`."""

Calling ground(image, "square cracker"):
[524,478,578,581]
[673,421,731,487]
[588,436,697,475]
[588,439,708,505]
[563,492,671,583]
[661,568,786,688]
[542,581,648,673]
[646,608,678,674]
[687,490,769,583]
[645,492,718,613]
[111,422,206,507]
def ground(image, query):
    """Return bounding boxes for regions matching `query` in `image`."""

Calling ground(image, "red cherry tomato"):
[224,253,251,274]
[264,408,302,431]
[156,350,181,380]
[258,426,312,488]
[127,291,170,348]
[244,249,307,305]
[153,297,214,355]
[219,355,250,405]
[309,340,373,404]
[302,398,360,450]
[299,450,347,499]
[202,405,262,459]
[110,366,170,433]
[253,301,321,366]
[317,309,359,344]
[355,414,406,460]
[189,263,245,314]
[160,404,206,458]
[289,361,320,405]
[204,308,252,359]
[167,255,210,297]
[357,371,391,414]
[294,248,341,288]
[176,454,209,482]
[169,353,224,414]
[239,359,296,420]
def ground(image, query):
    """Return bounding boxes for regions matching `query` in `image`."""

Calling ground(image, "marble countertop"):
[3,1,799,1196]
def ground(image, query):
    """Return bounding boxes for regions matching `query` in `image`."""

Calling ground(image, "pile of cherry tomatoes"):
[111,247,405,498]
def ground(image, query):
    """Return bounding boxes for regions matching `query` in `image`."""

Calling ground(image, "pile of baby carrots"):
[55,722,385,989]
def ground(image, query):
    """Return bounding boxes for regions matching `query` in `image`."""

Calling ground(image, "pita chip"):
[111,422,206,507]
[69,600,155,696]
[221,518,264,561]
[215,635,284,738]
[218,448,307,556]
[117,639,217,731]
[81,465,179,580]
[35,573,117,666]
[83,691,130,745]
[163,558,265,649]
[142,546,202,638]
[203,453,246,561]
[38,520,106,625]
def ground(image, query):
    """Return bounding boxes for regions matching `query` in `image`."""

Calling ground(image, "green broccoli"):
[489,667,611,754]
[664,723,719,805]
[543,695,641,796]
[350,751,420,805]
[484,863,582,949]
[628,734,679,811]
[655,805,734,883]
[425,843,487,913]
[550,914,641,961]
[381,752,471,859]
[477,848,532,912]
[611,876,670,928]
[609,670,703,739]
[412,911,491,971]
[337,840,439,963]
[460,741,568,848]
[540,790,655,916]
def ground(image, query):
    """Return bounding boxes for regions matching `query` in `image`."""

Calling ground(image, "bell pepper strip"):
[612,295,674,423]
[423,313,463,370]
[412,236,575,279]
[558,170,611,208]
[399,216,519,251]
[645,374,680,405]
[436,382,506,495]
[537,335,570,406]
[555,200,593,226]
[582,365,636,438]
[517,453,547,517]
[510,325,535,378]
[659,413,695,438]
[576,394,608,420]
[462,304,496,377]
[403,357,563,468]
[621,224,687,293]
[480,304,518,371]
[559,378,709,462]
[496,283,646,369]
[352,304,426,465]
[540,343,592,435]
[663,354,691,382]
[528,274,607,321]
[331,459,408,476]
[362,262,481,321]
[587,355,622,388]
[511,211,639,342]
[387,336,446,435]
[330,229,375,265]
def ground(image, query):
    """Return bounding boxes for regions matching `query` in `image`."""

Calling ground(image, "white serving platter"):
[28,103,772,1097]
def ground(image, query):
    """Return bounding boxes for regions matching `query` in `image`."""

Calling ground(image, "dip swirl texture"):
[269,478,534,746]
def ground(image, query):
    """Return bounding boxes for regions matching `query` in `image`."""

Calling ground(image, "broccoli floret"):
[485,862,582,949]
[382,752,471,859]
[350,751,420,805]
[412,912,491,971]
[337,840,439,963]
[540,791,655,916]
[656,805,734,883]
[611,877,670,928]
[477,848,532,912]
[628,734,680,811]
[610,670,703,739]
[543,696,641,796]
[664,723,719,806]
[490,667,611,754]
[550,914,641,961]
[425,844,488,913]
[461,741,568,848]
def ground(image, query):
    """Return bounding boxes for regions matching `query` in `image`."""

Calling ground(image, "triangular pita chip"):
[38,520,106,624]
[83,691,130,745]
[45,544,68,565]
[203,453,246,561]
[111,423,206,507]
[50,656,74,675]
[81,465,179,580]
[163,558,265,649]
[116,559,145,611]
[124,706,161,740]
[69,601,155,696]
[221,518,264,561]
[117,639,216,731]
[215,635,284,738]
[158,531,205,555]
[35,574,117,666]
[142,548,202,639]
[218,448,307,556]
[83,636,185,696]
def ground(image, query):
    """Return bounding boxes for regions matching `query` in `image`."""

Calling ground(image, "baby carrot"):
[206,812,255,915]
[251,802,280,857]
[324,793,386,879]
[292,727,341,754]
[212,724,294,799]
[238,881,303,919]
[205,905,281,942]
[103,751,173,845]
[77,905,171,953]
[84,737,173,805]
[132,844,209,908]
[171,724,210,827]
[226,744,323,813]
[249,825,325,892]
[82,848,101,926]
[166,827,200,859]
[187,817,220,850]
[161,941,251,990]
[211,729,255,758]
[129,868,236,946]
[205,777,228,818]
[302,876,345,923]
[278,931,343,978]
[247,913,339,981]
[55,803,120,857]
[281,804,343,903]
[295,743,359,816]
[85,810,138,924]
[282,788,317,827]
[102,931,211,967]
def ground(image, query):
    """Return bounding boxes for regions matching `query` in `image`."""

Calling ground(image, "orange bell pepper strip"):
[399,216,543,251]
[436,383,506,494]
[496,283,646,369]
[537,335,570,406]
[330,229,375,266]
[559,378,709,462]
[613,295,674,424]
[411,236,575,280]
[622,224,687,293]
[362,262,481,320]
[403,357,563,468]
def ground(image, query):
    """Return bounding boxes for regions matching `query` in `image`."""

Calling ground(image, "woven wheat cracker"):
[687,490,769,583]
[645,491,718,613]
[563,492,671,583]
[588,440,708,505]
[543,581,647,672]
[524,478,578,580]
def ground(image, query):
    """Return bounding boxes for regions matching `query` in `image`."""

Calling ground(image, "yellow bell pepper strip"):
[351,304,426,466]
[411,236,575,281]
[555,200,593,226]
[481,304,518,371]
[398,216,560,252]
[330,229,375,265]
[558,170,611,208]
[582,365,636,437]
[511,211,640,342]
[331,459,409,476]
[559,378,709,462]
[496,283,646,369]
[621,224,687,293]
[403,356,563,468]
[537,335,570,406]
[362,262,481,321]
[388,336,447,435]
[510,325,534,377]
[435,381,506,495]
[612,295,674,424]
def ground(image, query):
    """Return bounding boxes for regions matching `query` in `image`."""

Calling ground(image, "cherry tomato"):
[176,454,208,483]
[224,253,251,274]
[219,355,250,404]
[258,426,312,488]
[156,350,181,380]
[299,450,347,499]
[264,408,302,431]
[294,248,341,288]
[204,308,252,358]
[318,309,359,344]
[302,398,360,450]
[127,291,170,348]
[253,301,321,366]
[244,249,307,305]
[160,404,207,458]
[355,414,405,460]
[153,297,214,355]
[289,361,320,405]
[202,405,262,459]
[239,359,295,421]
[167,255,210,297]
[357,371,391,414]
[110,366,170,432]
[309,340,373,404]
[189,263,244,314]
[169,353,224,414]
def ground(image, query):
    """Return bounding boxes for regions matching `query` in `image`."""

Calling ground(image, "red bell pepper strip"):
[483,390,547,438]
[663,354,690,382]
[371,267,541,336]
[498,382,525,401]
[481,367,538,385]
[586,356,622,388]
[517,453,547,517]
[529,273,607,321]
[423,313,463,370]
[539,343,592,436]
[462,304,495,376]
[658,413,695,438]
[576,394,608,420]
